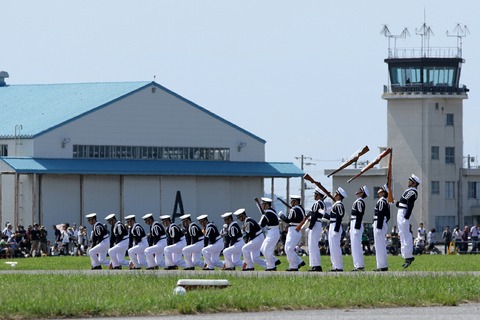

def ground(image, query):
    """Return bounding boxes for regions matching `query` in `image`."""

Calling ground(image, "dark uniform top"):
[374,196,390,229]
[280,205,305,226]
[204,222,221,246]
[91,222,108,247]
[111,221,129,245]
[327,201,345,233]
[166,223,184,245]
[396,187,418,219]
[351,198,366,230]
[185,222,204,245]
[259,208,279,229]
[308,199,326,230]
[225,221,243,247]
[243,217,263,243]
[149,220,166,245]
[130,222,146,245]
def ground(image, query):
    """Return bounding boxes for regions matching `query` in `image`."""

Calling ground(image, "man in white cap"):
[106,213,129,270]
[326,187,347,272]
[396,174,420,268]
[279,195,306,271]
[161,215,186,270]
[373,184,390,271]
[221,212,244,270]
[143,213,167,270]
[350,185,368,271]
[125,215,148,269]
[258,197,282,271]
[198,215,224,270]
[85,213,110,270]
[234,208,266,271]
[305,187,327,272]
[180,214,205,270]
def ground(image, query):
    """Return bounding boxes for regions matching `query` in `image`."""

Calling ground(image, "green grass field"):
[1,254,480,319]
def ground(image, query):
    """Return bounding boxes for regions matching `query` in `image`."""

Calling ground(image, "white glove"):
[305,228,311,234]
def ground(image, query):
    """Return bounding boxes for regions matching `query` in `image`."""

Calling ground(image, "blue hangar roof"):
[0,158,304,178]
[0,81,264,143]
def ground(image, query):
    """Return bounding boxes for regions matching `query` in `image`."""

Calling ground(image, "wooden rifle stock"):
[328,145,370,177]
[295,213,310,232]
[277,197,291,209]
[347,147,392,183]
[254,198,266,215]
[303,174,335,201]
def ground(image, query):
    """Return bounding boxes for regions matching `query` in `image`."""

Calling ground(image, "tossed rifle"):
[254,197,266,215]
[387,149,395,203]
[347,147,392,183]
[296,174,336,232]
[277,197,292,209]
[327,145,370,177]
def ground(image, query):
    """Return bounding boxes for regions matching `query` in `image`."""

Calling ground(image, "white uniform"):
[396,187,418,260]
[307,199,326,269]
[241,217,266,270]
[164,223,186,268]
[374,196,390,269]
[282,204,305,270]
[328,200,345,271]
[88,222,110,268]
[222,221,244,269]
[144,221,167,269]
[259,208,281,270]
[201,222,224,269]
[350,197,366,270]
[181,222,205,269]
[108,221,129,268]
[128,222,148,268]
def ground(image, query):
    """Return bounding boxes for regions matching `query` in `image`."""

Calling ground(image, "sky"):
[1,0,479,195]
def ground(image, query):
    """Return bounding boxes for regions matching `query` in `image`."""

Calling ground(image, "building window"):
[468,182,478,199]
[0,144,7,156]
[73,145,230,161]
[446,113,454,126]
[431,181,440,195]
[445,147,455,164]
[431,146,439,160]
[445,181,455,199]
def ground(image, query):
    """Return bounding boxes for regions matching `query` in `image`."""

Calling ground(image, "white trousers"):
[145,238,167,268]
[286,226,303,269]
[128,238,148,268]
[307,223,322,267]
[242,234,266,269]
[350,221,364,269]
[223,240,244,268]
[202,240,225,269]
[108,239,129,268]
[397,209,413,259]
[261,227,280,269]
[164,238,187,267]
[182,241,205,268]
[328,225,343,270]
[89,237,110,267]
[373,220,388,269]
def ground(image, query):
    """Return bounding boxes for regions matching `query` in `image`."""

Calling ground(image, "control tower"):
[382,23,469,228]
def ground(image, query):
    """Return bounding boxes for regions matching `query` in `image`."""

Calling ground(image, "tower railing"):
[383,83,469,94]
[388,47,462,59]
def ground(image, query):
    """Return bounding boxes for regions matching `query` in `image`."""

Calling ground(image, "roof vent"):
[0,71,9,86]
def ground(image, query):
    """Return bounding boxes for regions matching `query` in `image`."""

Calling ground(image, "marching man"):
[161,215,186,270]
[326,187,347,272]
[125,215,148,270]
[350,186,368,271]
[180,214,205,270]
[86,213,110,270]
[373,184,390,271]
[280,195,306,271]
[234,208,266,271]
[221,212,244,270]
[106,213,129,270]
[258,198,281,271]
[306,187,327,272]
[198,215,224,270]
[396,174,420,268]
[143,213,167,270]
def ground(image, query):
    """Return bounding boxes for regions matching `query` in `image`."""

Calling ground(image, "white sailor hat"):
[85,213,97,219]
[409,174,421,185]
[159,215,171,221]
[125,214,136,220]
[378,184,389,194]
[314,187,326,196]
[142,213,153,220]
[179,214,191,221]
[197,214,208,221]
[261,197,272,203]
[233,208,246,216]
[221,212,233,219]
[290,195,301,201]
[358,185,369,197]
[105,213,116,221]
[336,187,347,199]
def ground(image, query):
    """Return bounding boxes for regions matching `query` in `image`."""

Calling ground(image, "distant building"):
[0,73,302,234]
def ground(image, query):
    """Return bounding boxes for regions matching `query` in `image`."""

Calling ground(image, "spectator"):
[461,226,469,253]
[470,223,479,253]
[387,225,400,255]
[1,234,14,258]
[60,225,71,254]
[2,222,14,238]
[29,223,41,257]
[417,222,427,242]
[426,228,441,254]
[442,226,453,254]
[361,223,373,255]
[452,226,462,254]
[52,225,61,247]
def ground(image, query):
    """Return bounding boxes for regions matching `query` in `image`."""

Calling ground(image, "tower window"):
[445,147,455,164]
[445,181,455,199]
[446,113,454,126]
[431,181,440,195]
[431,146,439,160]
[0,144,7,156]
[467,181,478,199]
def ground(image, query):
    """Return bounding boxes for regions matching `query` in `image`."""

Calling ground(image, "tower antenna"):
[415,10,434,57]
[447,23,469,58]
[381,25,410,58]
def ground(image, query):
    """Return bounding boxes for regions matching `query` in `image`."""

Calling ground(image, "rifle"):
[303,174,335,201]
[347,147,392,183]
[387,149,395,203]
[328,145,370,177]
[277,197,292,209]
[254,198,265,215]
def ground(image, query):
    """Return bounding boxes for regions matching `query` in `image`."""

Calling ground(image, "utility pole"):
[295,155,315,206]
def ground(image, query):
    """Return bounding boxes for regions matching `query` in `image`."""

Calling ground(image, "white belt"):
[268,226,279,230]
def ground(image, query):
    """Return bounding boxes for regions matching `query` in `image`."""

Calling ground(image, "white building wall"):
[123,176,161,217]
[82,175,121,223]
[0,174,15,228]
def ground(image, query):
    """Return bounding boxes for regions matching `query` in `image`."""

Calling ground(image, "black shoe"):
[265,267,277,271]
[298,261,306,269]
[242,268,255,271]
[308,266,322,272]
[165,266,178,270]
[373,267,388,272]
[351,267,364,271]
[183,267,195,270]
[91,265,102,270]
[113,266,122,270]
[146,267,159,270]
[130,267,141,270]
[285,268,298,271]
[203,268,215,271]
[275,260,281,266]
[224,267,235,271]
[330,268,343,272]
[402,257,415,268]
